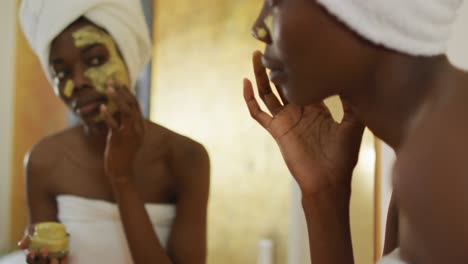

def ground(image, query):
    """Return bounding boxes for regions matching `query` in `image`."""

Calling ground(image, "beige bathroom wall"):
[0,0,17,254]
[9,0,68,248]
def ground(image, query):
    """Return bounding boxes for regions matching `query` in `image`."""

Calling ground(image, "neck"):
[81,121,109,152]
[344,53,451,150]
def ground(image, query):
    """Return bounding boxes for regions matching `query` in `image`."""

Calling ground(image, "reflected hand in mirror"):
[17,225,68,264]
[101,81,145,182]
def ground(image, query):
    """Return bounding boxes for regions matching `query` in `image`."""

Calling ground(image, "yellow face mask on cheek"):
[63,79,74,98]
[72,26,131,122]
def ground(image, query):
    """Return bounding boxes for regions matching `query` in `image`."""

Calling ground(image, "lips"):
[78,101,101,115]
[268,70,288,85]
[73,96,108,116]
[261,55,287,85]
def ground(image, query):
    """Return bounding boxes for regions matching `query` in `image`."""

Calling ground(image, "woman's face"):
[49,20,130,124]
[252,0,377,105]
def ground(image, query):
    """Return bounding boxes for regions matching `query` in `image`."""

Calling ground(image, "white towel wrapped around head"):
[19,0,152,86]
[316,0,464,56]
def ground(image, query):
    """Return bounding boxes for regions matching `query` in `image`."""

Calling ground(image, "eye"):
[263,0,278,31]
[267,0,279,8]
[55,70,69,80]
[264,14,273,32]
[89,56,105,66]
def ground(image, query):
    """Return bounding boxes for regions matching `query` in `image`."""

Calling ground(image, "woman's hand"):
[17,227,68,264]
[244,51,365,197]
[101,81,145,182]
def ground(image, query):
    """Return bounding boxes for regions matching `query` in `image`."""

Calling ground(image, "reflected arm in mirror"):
[166,138,210,264]
[20,141,65,264]
[104,85,209,263]
[109,134,210,264]
[103,82,210,263]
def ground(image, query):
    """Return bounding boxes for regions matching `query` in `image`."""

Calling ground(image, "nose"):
[72,65,92,91]
[251,5,272,44]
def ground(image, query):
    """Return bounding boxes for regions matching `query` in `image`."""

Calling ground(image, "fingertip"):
[252,52,261,64]
[17,238,28,249]
[107,86,115,95]
[243,79,253,100]
[100,104,107,113]
[39,248,49,257]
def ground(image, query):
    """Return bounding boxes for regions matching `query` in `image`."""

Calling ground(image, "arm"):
[244,51,363,264]
[302,186,354,264]
[109,139,209,264]
[103,85,173,263]
[19,141,68,263]
[103,84,210,263]
[166,139,210,264]
[111,178,172,264]
[24,143,59,225]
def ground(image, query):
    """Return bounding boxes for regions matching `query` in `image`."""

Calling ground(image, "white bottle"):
[257,239,274,264]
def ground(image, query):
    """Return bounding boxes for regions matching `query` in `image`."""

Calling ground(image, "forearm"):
[301,186,354,264]
[111,177,172,264]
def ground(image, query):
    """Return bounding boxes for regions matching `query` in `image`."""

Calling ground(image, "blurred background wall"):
[1,0,68,250]
[0,0,17,254]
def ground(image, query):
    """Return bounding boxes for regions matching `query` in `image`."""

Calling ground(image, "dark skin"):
[245,0,468,263]
[17,19,209,264]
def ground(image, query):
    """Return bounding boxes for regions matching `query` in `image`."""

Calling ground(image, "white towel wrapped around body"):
[57,195,176,263]
[0,195,176,264]
[316,0,464,56]
[19,0,151,85]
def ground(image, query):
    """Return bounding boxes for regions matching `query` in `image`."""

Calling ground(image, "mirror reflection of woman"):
[0,1,210,263]
[245,0,468,263]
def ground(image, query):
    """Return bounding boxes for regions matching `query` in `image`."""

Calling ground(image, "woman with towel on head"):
[0,0,209,263]
[245,0,468,263]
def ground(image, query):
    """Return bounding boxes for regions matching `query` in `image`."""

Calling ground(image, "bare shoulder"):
[395,87,468,183]
[25,126,83,220]
[393,87,468,262]
[144,121,209,165]
[143,120,210,197]
[25,126,82,174]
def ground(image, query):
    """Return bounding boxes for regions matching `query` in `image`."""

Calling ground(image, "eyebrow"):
[50,43,105,65]
[81,43,104,54]
[50,58,64,65]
